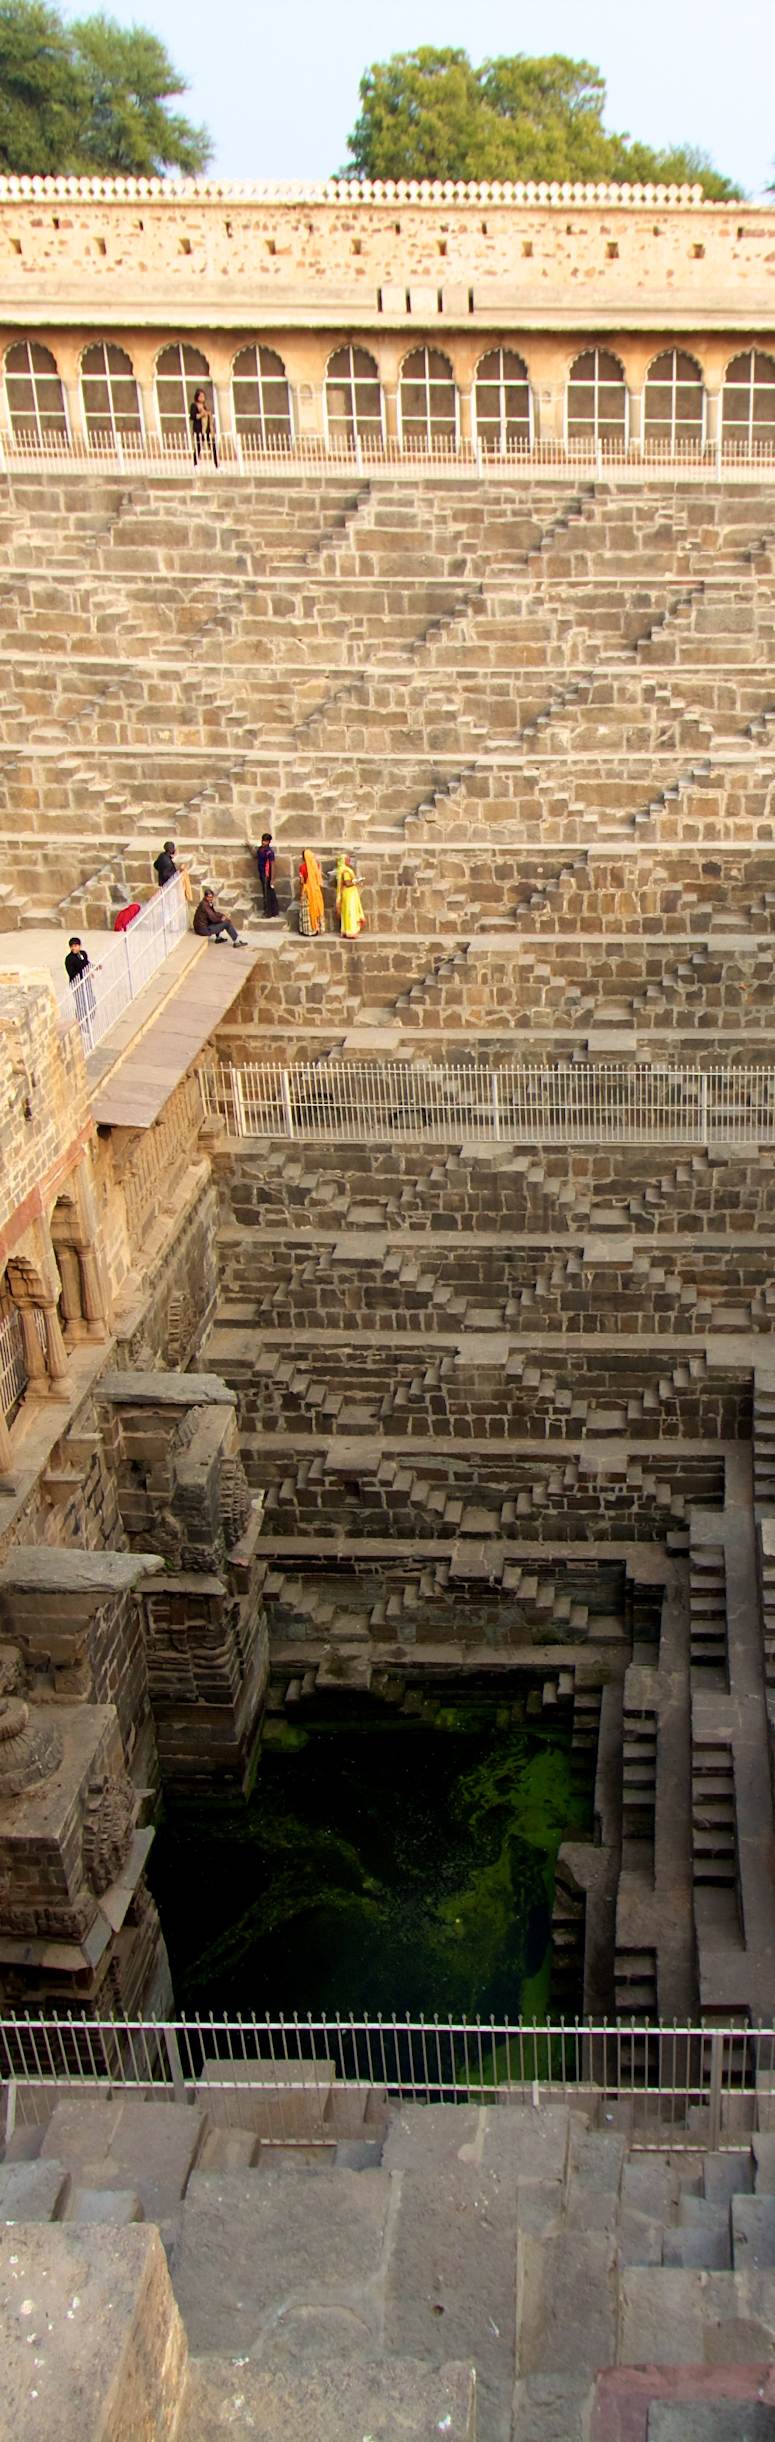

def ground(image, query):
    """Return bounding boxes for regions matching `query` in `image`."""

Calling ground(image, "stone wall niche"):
[97,1371,268,1786]
[0,1695,171,2015]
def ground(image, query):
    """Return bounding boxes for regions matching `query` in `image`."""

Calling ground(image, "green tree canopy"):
[342,47,740,200]
[0,0,211,176]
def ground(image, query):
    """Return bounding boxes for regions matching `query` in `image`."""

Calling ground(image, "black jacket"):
[154,850,177,887]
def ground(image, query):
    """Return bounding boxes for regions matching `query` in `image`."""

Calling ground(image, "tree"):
[0,0,211,177]
[342,47,740,201]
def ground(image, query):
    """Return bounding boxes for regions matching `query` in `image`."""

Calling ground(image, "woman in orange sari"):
[336,855,365,939]
[298,848,325,936]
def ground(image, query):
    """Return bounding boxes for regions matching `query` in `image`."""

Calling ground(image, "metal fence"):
[3,427,775,484]
[198,1058,775,1150]
[62,875,189,1054]
[1,2013,774,2152]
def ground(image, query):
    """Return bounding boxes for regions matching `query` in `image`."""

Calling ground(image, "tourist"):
[298,848,326,936]
[189,389,218,468]
[336,855,365,939]
[153,840,178,888]
[256,833,279,918]
[64,934,98,1029]
[193,888,247,946]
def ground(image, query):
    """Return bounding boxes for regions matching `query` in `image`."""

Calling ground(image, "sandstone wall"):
[0,181,772,337]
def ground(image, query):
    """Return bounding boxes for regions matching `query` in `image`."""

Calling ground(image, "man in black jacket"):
[153,840,178,888]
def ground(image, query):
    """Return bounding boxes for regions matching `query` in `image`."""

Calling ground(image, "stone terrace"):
[4,450,775,2433]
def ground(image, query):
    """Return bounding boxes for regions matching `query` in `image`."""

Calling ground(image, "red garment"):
[113,903,142,932]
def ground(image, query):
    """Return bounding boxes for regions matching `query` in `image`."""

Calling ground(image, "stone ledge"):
[97,1370,235,1407]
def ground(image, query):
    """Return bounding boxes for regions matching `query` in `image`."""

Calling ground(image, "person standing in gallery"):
[298,848,326,936]
[189,388,218,467]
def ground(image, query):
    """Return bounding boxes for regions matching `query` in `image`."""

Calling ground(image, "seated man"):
[193,888,247,946]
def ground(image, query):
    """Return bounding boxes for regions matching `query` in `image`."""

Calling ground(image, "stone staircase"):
[6,2087,775,2437]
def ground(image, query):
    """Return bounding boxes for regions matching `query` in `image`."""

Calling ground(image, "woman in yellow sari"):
[336,854,365,939]
[298,847,325,936]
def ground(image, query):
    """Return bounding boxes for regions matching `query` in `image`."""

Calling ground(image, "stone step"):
[647,2408,775,2441]
[732,2193,775,2270]
[382,2103,529,2442]
[172,2162,393,2359]
[181,2350,477,2440]
[516,2229,617,2376]
[511,2372,596,2440]
[619,2265,775,2364]
[39,2094,208,2223]
[0,2221,187,2441]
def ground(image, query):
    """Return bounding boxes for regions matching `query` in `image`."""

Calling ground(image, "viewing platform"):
[0,891,259,1132]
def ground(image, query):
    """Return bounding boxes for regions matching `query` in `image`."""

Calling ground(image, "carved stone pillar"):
[56,1245,85,1337]
[383,384,399,447]
[457,384,473,453]
[0,1408,14,1477]
[39,1299,69,1382]
[17,1305,47,1385]
[705,388,722,452]
[78,1243,108,1339]
[627,386,644,456]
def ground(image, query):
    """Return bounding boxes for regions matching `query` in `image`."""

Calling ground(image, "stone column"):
[56,1244,85,1338]
[39,1298,69,1383]
[0,1408,14,1478]
[457,383,473,455]
[207,336,235,461]
[78,1243,108,1340]
[705,387,722,454]
[61,377,85,452]
[17,1304,48,1386]
[383,383,399,447]
[54,336,87,452]
[131,340,162,452]
[627,386,644,456]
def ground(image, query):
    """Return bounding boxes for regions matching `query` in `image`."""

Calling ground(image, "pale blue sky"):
[67,0,775,194]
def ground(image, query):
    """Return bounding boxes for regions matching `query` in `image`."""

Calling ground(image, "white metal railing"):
[62,874,188,1053]
[198,1059,775,1149]
[0,2013,773,2152]
[3,427,775,484]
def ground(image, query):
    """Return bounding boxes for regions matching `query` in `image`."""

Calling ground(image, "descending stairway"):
[6,2087,775,2438]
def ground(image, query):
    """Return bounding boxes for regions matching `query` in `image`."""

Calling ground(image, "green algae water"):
[149,1690,590,2020]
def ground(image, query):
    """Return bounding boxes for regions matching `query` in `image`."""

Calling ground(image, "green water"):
[149,1692,589,2020]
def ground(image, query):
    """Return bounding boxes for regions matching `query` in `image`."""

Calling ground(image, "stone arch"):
[722,349,775,454]
[154,341,213,450]
[0,1254,51,1443]
[4,338,68,448]
[566,348,627,451]
[324,344,383,451]
[643,349,705,453]
[231,344,293,449]
[48,1172,107,1343]
[79,340,143,447]
[473,348,532,453]
[398,345,457,452]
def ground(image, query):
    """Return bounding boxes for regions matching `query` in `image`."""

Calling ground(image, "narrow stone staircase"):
[5,2082,775,2435]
